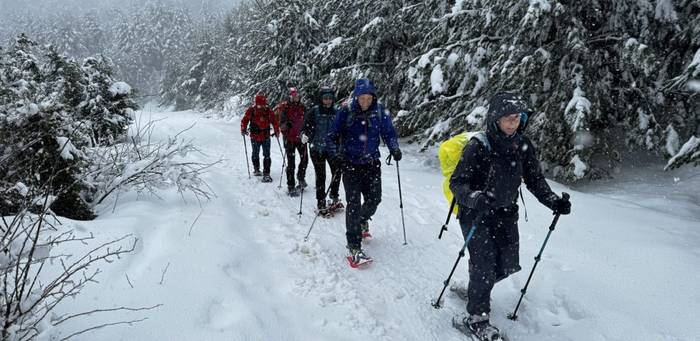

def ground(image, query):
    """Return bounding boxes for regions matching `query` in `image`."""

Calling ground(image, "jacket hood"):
[486,92,530,136]
[255,93,267,106]
[351,78,378,112]
[318,86,336,105]
[352,78,377,98]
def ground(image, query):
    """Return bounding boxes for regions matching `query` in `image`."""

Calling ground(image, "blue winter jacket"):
[325,79,400,165]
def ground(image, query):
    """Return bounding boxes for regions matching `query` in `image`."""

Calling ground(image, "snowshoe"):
[329,199,344,210]
[346,247,373,268]
[261,175,273,183]
[314,200,344,218]
[315,208,332,218]
[452,314,506,341]
[253,169,262,177]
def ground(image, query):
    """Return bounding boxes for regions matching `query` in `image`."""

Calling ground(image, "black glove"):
[465,190,493,214]
[391,148,402,161]
[332,154,346,170]
[551,196,571,215]
[241,130,248,136]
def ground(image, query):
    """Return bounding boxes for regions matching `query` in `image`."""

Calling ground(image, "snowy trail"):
[55,110,699,341]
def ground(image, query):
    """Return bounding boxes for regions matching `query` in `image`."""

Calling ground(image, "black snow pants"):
[459,205,521,316]
[343,159,381,248]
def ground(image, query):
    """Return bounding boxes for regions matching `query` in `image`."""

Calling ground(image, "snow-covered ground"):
[50,110,699,341]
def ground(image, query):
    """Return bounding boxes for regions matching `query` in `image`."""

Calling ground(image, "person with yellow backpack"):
[447,92,571,341]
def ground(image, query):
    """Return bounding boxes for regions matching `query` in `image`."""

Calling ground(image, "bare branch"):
[59,317,149,341]
[159,263,171,285]
[55,304,162,326]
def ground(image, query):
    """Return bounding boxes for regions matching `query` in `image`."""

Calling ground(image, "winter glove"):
[391,148,402,161]
[332,154,346,170]
[551,196,571,215]
[465,190,494,214]
[241,130,248,136]
[301,133,309,144]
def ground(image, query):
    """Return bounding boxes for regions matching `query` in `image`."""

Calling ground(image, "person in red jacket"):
[275,87,308,196]
[241,92,280,182]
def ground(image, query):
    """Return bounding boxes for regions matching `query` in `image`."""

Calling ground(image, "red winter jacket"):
[241,99,280,142]
[275,100,306,143]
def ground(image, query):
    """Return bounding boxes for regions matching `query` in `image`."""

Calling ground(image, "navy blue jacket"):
[326,100,400,165]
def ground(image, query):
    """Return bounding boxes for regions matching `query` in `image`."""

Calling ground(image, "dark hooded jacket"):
[302,87,338,153]
[449,92,558,222]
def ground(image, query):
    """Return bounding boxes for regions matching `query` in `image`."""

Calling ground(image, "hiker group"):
[241,79,400,265]
[241,79,572,341]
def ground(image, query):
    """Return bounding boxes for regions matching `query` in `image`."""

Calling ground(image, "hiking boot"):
[329,194,342,205]
[317,200,329,216]
[466,314,502,341]
[347,245,372,266]
[360,221,369,233]
[261,174,273,183]
[297,179,307,189]
[288,186,299,197]
[253,169,262,177]
[360,221,370,238]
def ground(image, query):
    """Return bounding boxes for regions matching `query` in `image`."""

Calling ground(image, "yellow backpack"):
[438,131,489,215]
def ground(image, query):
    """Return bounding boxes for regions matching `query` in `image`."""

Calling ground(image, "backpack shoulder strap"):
[345,106,355,127]
[473,132,491,153]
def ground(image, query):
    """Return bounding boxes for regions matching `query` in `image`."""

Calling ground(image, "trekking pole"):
[507,192,569,321]
[275,135,286,189]
[385,155,407,245]
[242,133,251,179]
[431,213,482,309]
[438,198,457,239]
[297,145,308,218]
[303,171,338,242]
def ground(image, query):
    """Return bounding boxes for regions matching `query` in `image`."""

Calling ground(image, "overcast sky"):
[0,0,239,18]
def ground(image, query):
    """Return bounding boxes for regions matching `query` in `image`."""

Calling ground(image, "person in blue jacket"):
[326,79,402,265]
[301,86,343,216]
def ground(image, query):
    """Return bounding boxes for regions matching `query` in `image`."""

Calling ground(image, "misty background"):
[0,0,240,100]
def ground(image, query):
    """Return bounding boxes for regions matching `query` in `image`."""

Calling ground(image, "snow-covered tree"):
[0,34,138,220]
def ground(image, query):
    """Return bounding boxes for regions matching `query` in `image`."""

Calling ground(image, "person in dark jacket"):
[449,92,571,340]
[326,78,402,265]
[276,87,309,196]
[301,86,343,215]
[240,92,280,182]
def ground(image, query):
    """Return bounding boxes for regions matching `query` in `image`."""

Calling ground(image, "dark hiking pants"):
[460,206,521,316]
[343,159,381,248]
[284,141,309,188]
[310,151,342,205]
[251,139,271,175]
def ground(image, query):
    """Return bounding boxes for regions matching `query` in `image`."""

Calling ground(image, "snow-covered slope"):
[51,110,699,341]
